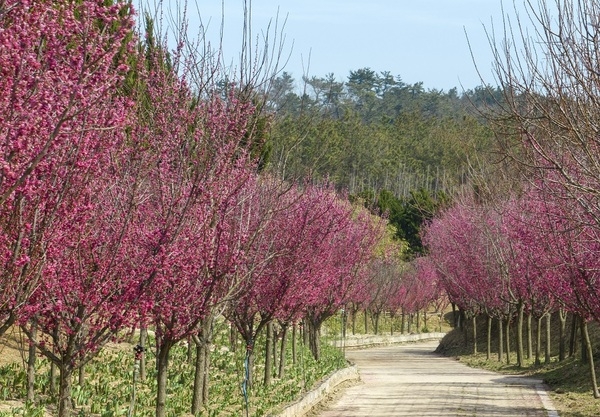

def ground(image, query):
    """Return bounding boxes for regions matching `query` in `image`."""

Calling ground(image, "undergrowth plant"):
[0,321,347,416]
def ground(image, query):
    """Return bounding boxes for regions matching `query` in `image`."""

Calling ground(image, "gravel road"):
[315,340,558,417]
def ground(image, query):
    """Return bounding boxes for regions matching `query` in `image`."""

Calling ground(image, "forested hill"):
[266,68,498,199]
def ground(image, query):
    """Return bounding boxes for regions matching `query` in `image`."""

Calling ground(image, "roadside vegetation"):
[438,313,600,417]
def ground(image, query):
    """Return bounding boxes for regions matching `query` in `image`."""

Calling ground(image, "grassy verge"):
[437,316,600,417]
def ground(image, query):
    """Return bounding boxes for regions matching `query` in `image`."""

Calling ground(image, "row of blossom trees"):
[0,1,401,416]
[423,178,600,397]
[420,0,600,399]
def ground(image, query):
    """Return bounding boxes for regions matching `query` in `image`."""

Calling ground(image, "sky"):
[136,1,531,91]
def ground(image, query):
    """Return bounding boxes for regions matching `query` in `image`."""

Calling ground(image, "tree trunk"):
[581,317,588,363]
[401,309,406,334]
[351,310,357,335]
[308,320,322,361]
[452,303,457,327]
[472,315,477,355]
[486,315,492,361]
[264,322,274,385]
[26,324,36,403]
[569,314,578,358]
[498,317,504,362]
[363,310,368,334]
[156,340,173,417]
[272,325,278,378]
[416,311,421,333]
[374,312,380,335]
[192,318,213,413]
[292,324,297,365]
[424,310,428,332]
[582,320,600,398]
[192,338,206,415]
[559,309,567,361]
[50,327,58,395]
[303,321,309,347]
[504,318,511,365]
[516,303,524,368]
[278,325,288,379]
[535,317,542,365]
[58,364,74,417]
[545,313,551,364]
[139,327,148,381]
[536,316,542,366]
[202,344,209,404]
[526,313,533,360]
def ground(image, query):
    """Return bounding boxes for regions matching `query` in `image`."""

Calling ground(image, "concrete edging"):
[270,365,360,417]
[333,332,446,349]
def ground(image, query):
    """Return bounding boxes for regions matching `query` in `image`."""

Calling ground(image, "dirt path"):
[315,341,558,416]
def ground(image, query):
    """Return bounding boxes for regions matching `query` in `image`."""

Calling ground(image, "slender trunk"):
[374,313,379,335]
[155,340,173,417]
[559,310,567,361]
[139,327,148,381]
[191,336,207,415]
[581,317,588,363]
[472,315,477,355]
[535,316,542,365]
[26,324,36,403]
[58,364,74,417]
[582,320,600,398]
[351,310,357,335]
[390,314,394,335]
[401,309,406,334]
[363,310,368,334]
[303,321,309,347]
[292,324,297,365]
[526,313,533,360]
[516,303,524,368]
[486,315,492,361]
[569,314,578,358]
[498,317,504,362]
[452,303,457,327]
[545,313,551,364]
[272,325,279,378]
[424,310,428,332]
[264,322,274,386]
[192,339,206,415]
[308,319,321,361]
[202,343,209,404]
[408,313,412,334]
[243,338,256,391]
[50,327,58,395]
[416,311,421,333]
[504,319,511,365]
[278,325,288,379]
[463,315,468,348]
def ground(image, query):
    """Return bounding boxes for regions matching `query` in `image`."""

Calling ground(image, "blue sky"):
[136,1,530,91]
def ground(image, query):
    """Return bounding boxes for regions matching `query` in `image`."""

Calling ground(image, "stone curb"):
[333,332,446,349]
[271,333,446,417]
[269,365,360,417]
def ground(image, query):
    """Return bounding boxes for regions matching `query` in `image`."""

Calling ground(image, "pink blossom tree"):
[0,0,135,337]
